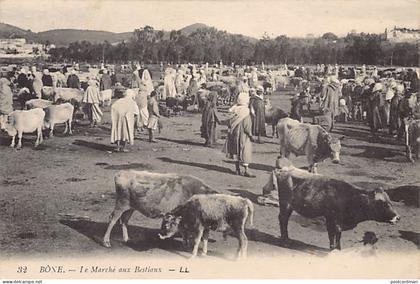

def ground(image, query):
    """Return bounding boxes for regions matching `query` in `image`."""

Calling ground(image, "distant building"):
[385,26,420,43]
[0,38,45,58]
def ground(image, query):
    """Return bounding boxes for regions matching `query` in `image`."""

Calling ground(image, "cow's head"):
[158,213,182,240]
[0,115,16,136]
[369,188,400,224]
[315,132,344,164]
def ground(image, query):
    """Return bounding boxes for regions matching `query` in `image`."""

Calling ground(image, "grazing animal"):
[276,170,400,250]
[25,99,53,110]
[100,89,113,106]
[264,98,289,137]
[43,103,74,137]
[102,170,217,248]
[0,108,45,149]
[159,194,254,259]
[406,119,420,162]
[277,118,343,173]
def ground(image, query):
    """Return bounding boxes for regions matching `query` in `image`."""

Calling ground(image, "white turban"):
[237,92,250,106]
[372,83,383,93]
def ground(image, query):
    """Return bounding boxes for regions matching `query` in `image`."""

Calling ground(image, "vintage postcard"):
[0,0,419,281]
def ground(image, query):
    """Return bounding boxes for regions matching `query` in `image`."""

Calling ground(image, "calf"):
[103,170,217,248]
[0,108,45,149]
[264,98,289,137]
[159,194,254,259]
[277,170,400,250]
[43,103,74,137]
[25,99,53,110]
[277,117,343,173]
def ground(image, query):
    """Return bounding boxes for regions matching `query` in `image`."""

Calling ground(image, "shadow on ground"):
[73,139,115,152]
[158,157,234,174]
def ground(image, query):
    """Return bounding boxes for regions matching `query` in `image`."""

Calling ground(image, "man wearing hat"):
[389,84,405,137]
[42,69,53,87]
[250,85,266,143]
[67,69,80,89]
[367,82,383,137]
[223,92,255,178]
[320,76,341,131]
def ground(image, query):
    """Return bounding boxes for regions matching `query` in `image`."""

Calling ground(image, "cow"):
[54,87,84,104]
[0,108,45,149]
[43,103,74,137]
[276,167,400,250]
[159,194,254,259]
[264,98,289,137]
[100,89,113,106]
[277,118,343,173]
[102,170,217,248]
[406,119,420,162]
[25,99,53,110]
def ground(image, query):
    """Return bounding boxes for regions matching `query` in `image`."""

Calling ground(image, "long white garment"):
[163,69,177,99]
[141,69,154,95]
[110,95,139,145]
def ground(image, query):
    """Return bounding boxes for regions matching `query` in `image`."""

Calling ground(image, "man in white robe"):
[111,89,139,152]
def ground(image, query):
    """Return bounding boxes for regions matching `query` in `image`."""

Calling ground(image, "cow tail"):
[246,199,254,228]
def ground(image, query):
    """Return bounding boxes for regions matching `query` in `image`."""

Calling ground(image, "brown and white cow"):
[276,167,400,250]
[277,117,343,173]
[159,194,254,259]
[102,170,217,248]
[0,108,45,149]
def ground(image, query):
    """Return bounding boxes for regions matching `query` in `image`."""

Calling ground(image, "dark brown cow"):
[276,169,400,250]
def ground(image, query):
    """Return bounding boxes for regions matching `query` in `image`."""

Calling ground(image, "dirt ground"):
[0,88,419,262]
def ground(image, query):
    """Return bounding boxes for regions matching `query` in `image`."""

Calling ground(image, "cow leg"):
[120,209,135,243]
[63,121,68,134]
[103,207,129,248]
[326,217,338,250]
[16,131,23,149]
[10,135,16,148]
[238,215,249,259]
[49,122,55,137]
[35,126,42,147]
[201,228,210,256]
[190,225,204,258]
[68,118,73,135]
[405,124,414,162]
[335,224,342,250]
[279,204,293,243]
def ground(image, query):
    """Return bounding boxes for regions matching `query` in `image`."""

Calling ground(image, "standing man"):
[250,85,266,143]
[83,79,103,126]
[100,70,112,91]
[321,76,341,131]
[223,92,255,178]
[67,70,81,89]
[201,92,220,147]
[42,69,53,87]
[0,78,13,127]
[110,89,139,152]
[147,91,160,143]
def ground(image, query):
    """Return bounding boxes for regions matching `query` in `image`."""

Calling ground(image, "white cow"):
[100,89,113,106]
[25,99,53,110]
[0,108,45,149]
[44,103,74,137]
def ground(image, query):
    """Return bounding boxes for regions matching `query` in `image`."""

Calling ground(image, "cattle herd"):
[0,62,418,260]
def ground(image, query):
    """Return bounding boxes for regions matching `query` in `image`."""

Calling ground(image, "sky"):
[0,0,419,38]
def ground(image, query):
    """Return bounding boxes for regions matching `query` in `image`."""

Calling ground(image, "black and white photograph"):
[0,0,419,281]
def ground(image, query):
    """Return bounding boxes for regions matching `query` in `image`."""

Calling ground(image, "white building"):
[385,27,420,43]
[0,38,45,58]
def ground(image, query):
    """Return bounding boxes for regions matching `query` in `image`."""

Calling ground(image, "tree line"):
[48,26,418,67]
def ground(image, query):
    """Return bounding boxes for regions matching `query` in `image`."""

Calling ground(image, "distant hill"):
[0,22,256,46]
[37,29,132,46]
